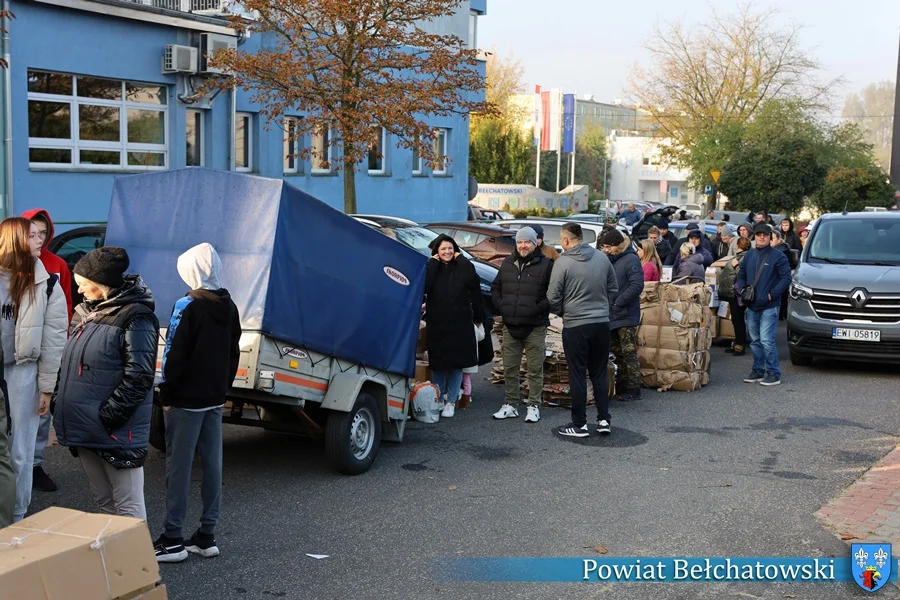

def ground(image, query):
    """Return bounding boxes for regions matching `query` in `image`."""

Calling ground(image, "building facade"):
[573,96,654,138]
[7,0,487,227]
[607,135,700,206]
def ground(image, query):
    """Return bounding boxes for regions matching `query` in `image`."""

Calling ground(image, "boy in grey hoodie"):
[547,223,619,438]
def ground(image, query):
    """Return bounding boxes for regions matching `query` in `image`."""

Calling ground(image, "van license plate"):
[832,328,881,342]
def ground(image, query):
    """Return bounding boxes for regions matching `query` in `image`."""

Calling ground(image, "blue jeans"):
[431,369,463,405]
[34,413,51,467]
[746,306,781,378]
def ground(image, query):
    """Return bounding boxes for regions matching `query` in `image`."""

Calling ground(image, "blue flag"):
[562,94,576,154]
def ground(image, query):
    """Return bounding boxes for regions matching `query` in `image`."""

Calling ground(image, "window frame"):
[234,112,253,173]
[27,71,168,171]
[412,139,425,175]
[468,10,479,50]
[432,128,449,176]
[283,116,303,175]
[311,124,333,174]
[367,126,388,175]
[186,108,205,167]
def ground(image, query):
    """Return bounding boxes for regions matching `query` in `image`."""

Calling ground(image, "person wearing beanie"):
[657,219,679,260]
[491,227,553,423]
[530,224,559,261]
[0,217,67,524]
[670,228,713,272]
[715,224,737,260]
[52,246,159,520]
[600,230,644,403]
[155,243,240,563]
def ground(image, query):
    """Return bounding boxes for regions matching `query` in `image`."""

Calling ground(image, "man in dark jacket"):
[491,227,553,424]
[670,229,714,271]
[779,218,802,252]
[658,219,678,249]
[600,229,644,402]
[647,226,671,264]
[736,223,792,387]
[155,243,241,563]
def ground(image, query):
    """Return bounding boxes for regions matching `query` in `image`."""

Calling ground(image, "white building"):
[608,136,702,206]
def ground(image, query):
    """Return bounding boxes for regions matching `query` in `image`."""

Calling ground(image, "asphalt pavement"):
[30,326,900,600]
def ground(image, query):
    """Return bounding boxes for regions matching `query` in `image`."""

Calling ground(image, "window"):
[412,143,424,175]
[368,127,387,174]
[642,154,660,166]
[284,117,302,175]
[452,231,485,248]
[27,70,167,169]
[468,11,478,50]
[433,128,448,175]
[186,109,204,167]
[234,112,252,172]
[311,124,332,173]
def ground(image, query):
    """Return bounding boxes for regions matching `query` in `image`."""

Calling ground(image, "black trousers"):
[562,322,611,427]
[728,298,748,347]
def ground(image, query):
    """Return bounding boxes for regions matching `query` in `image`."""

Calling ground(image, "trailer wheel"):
[149,401,166,452]
[325,392,381,475]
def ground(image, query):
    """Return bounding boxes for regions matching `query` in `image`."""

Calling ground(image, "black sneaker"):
[557,423,589,438]
[617,390,642,403]
[186,531,220,558]
[154,535,188,563]
[759,373,782,386]
[743,370,765,383]
[32,466,58,492]
[596,420,611,435]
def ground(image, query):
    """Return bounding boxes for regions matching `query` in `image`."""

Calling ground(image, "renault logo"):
[850,289,868,308]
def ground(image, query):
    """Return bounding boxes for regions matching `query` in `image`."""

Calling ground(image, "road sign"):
[710,170,721,184]
[703,184,715,195]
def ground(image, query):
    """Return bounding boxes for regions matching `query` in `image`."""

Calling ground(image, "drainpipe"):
[1,0,11,217]
[230,86,236,171]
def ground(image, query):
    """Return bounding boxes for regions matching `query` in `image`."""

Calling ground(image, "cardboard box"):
[123,585,168,600]
[718,317,736,340]
[638,347,710,372]
[641,368,705,392]
[640,302,707,328]
[414,360,431,383]
[637,325,711,353]
[641,282,712,305]
[0,507,160,600]
[416,321,427,354]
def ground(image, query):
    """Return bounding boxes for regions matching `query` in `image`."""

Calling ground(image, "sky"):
[479,0,900,114]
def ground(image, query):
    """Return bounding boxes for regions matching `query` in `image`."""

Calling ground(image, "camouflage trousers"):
[610,326,641,393]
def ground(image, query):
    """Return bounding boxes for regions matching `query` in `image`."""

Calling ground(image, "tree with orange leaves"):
[211,0,493,213]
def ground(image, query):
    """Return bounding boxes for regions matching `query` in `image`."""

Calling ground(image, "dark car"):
[630,205,680,241]
[426,222,517,266]
[46,224,106,306]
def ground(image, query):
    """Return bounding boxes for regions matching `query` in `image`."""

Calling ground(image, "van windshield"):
[808,218,900,266]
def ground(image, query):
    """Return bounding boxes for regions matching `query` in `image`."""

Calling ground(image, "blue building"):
[3,0,487,228]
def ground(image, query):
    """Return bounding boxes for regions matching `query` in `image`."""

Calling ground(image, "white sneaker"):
[492,404,519,419]
[441,403,455,418]
[524,405,540,423]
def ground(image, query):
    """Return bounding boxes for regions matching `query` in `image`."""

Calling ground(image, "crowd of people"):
[0,208,241,566]
[426,207,798,434]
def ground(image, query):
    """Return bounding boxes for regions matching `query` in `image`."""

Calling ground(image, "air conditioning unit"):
[199,33,237,74]
[163,45,198,74]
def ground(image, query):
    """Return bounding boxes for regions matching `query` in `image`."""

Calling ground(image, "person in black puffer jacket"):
[52,247,159,520]
[490,227,553,423]
[599,229,644,403]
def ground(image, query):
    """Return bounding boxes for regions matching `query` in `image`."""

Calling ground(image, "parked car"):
[480,209,513,221]
[352,217,498,315]
[46,224,106,306]
[564,211,617,224]
[630,205,679,241]
[787,212,900,366]
[499,218,618,252]
[426,222,516,266]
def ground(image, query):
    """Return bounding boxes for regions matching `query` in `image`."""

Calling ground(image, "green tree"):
[813,166,895,213]
[573,125,610,196]
[468,118,532,184]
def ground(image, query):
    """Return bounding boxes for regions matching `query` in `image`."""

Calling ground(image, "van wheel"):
[325,392,382,475]
[789,350,813,367]
[149,401,166,452]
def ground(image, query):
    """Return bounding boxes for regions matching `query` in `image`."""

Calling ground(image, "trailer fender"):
[321,373,387,416]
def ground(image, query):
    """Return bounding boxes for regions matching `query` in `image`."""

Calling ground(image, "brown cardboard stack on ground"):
[413,321,432,382]
[491,316,615,407]
[637,282,714,392]
[0,507,165,600]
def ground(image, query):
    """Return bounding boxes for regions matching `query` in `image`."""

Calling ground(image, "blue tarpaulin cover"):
[104,168,427,377]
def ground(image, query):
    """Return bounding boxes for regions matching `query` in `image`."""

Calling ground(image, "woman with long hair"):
[637,239,662,282]
[0,217,67,522]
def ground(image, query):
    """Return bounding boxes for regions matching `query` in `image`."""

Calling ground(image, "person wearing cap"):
[547,223,618,438]
[529,224,560,261]
[716,224,738,260]
[657,219,678,249]
[735,223,791,387]
[599,228,644,403]
[51,247,160,519]
[491,227,553,423]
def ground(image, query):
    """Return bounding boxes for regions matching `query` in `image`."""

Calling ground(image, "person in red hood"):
[21,209,73,494]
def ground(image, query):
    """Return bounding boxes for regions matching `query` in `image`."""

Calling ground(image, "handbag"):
[740,249,770,304]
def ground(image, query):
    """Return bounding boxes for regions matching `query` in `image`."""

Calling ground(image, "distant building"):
[471,183,589,213]
[510,94,655,140]
[607,136,701,206]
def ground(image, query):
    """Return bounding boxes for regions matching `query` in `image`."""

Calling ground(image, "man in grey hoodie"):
[547,223,619,438]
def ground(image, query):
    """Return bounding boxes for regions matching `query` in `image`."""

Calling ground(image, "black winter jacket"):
[424,235,485,372]
[52,276,159,469]
[491,247,553,339]
[159,289,241,409]
[608,243,644,330]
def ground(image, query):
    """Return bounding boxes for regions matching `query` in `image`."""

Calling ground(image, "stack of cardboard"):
[491,316,615,407]
[637,282,714,392]
[414,320,431,382]
[0,507,167,600]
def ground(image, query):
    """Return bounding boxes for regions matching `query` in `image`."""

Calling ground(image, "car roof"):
[820,211,900,220]
[501,218,609,232]
[350,214,419,227]
[427,222,516,235]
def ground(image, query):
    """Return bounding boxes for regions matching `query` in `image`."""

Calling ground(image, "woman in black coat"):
[424,235,484,418]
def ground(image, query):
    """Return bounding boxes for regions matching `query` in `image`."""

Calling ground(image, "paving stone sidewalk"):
[816,444,900,551]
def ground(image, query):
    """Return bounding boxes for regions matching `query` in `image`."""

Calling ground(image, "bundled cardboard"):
[638,347,710,372]
[640,301,707,328]
[641,281,712,305]
[0,507,160,600]
[640,368,708,392]
[637,325,712,354]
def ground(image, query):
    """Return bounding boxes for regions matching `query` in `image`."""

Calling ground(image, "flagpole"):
[535,85,542,190]
[555,91,562,192]
[535,143,541,189]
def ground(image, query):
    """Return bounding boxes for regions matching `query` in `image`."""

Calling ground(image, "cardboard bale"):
[0,507,160,600]
[641,281,712,305]
[640,301,707,328]
[641,368,705,392]
[707,308,719,338]
[719,317,736,340]
[637,326,711,353]
[638,347,710,372]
